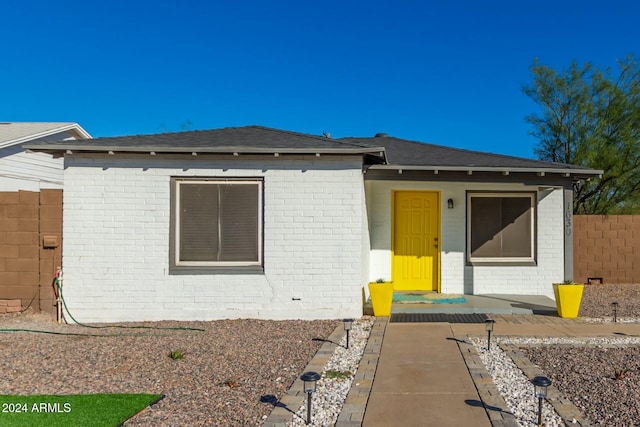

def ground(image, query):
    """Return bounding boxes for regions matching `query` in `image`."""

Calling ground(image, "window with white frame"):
[171,178,263,270]
[467,192,535,263]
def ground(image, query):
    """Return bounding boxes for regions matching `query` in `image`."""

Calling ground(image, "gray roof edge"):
[23,142,387,156]
[368,164,603,176]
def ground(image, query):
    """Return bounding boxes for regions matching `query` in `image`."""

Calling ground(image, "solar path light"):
[343,318,353,349]
[485,319,495,351]
[300,371,320,424]
[611,301,619,323]
[531,375,552,427]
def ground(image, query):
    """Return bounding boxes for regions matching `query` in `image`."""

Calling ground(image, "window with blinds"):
[173,179,262,268]
[467,193,535,263]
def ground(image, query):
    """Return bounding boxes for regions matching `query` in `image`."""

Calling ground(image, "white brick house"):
[26,126,601,322]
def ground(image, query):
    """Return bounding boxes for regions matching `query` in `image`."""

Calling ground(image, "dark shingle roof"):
[24,125,383,155]
[24,125,601,177]
[340,135,588,170]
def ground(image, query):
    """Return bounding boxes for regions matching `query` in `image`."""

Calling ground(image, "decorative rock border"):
[455,336,518,427]
[335,317,386,427]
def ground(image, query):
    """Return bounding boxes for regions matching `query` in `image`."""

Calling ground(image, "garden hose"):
[53,276,205,332]
[0,276,205,336]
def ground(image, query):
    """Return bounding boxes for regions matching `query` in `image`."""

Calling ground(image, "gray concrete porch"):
[364,293,558,316]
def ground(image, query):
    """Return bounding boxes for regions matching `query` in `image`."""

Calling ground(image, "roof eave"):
[23,144,387,159]
[368,164,603,179]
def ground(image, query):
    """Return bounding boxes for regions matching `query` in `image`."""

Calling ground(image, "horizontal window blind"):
[177,181,260,264]
[219,184,259,262]
[180,184,219,261]
[470,195,532,259]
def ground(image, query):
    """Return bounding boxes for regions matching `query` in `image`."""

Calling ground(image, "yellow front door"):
[392,191,440,291]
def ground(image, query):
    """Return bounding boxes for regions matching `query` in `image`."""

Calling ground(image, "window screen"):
[175,179,262,266]
[468,194,534,262]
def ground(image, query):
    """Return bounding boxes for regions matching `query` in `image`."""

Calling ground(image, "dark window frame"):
[466,192,536,265]
[169,177,264,274]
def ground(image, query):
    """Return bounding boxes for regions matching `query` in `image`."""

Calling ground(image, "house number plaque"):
[565,200,572,236]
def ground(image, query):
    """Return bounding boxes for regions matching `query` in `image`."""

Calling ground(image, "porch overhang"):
[364,164,603,182]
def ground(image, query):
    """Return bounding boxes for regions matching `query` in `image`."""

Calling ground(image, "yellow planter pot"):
[553,283,584,318]
[368,282,394,316]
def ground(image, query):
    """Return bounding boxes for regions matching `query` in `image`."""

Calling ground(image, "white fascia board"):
[24,145,387,158]
[368,164,603,177]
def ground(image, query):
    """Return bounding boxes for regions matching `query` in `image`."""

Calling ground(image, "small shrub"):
[324,369,352,380]
[614,367,628,380]
[169,350,184,360]
[223,379,239,388]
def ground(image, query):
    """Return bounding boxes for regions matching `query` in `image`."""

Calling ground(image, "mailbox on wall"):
[43,236,59,249]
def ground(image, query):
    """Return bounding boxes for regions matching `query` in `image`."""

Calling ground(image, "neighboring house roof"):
[23,125,602,179]
[0,122,91,149]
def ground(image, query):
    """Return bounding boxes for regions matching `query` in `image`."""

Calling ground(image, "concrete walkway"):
[362,322,492,427]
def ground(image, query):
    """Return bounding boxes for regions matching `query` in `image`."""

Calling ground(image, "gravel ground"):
[520,342,640,426]
[580,282,640,318]
[2,283,639,427]
[516,283,640,426]
[0,313,338,426]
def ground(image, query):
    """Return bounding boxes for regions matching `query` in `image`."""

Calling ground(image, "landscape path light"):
[300,371,320,424]
[531,375,552,427]
[611,301,619,323]
[343,318,353,349]
[485,319,495,351]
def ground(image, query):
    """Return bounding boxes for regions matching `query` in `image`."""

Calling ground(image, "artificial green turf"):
[0,393,162,427]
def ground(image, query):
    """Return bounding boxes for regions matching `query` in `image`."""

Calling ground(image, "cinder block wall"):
[0,190,62,316]
[39,190,63,315]
[574,215,640,284]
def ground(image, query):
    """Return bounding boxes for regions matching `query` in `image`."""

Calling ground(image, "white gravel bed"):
[287,317,373,427]
[499,336,640,346]
[583,316,640,323]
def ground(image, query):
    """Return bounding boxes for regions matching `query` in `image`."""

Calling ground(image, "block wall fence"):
[0,190,62,316]
[574,215,640,284]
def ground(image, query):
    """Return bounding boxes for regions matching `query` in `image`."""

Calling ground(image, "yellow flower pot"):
[552,283,584,318]
[368,282,394,316]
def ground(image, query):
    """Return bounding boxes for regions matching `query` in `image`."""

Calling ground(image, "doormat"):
[390,313,489,323]
[392,292,467,304]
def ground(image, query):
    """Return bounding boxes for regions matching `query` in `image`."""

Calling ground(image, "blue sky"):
[2,0,638,158]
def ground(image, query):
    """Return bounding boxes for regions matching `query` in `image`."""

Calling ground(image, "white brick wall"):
[365,180,565,298]
[61,155,365,322]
